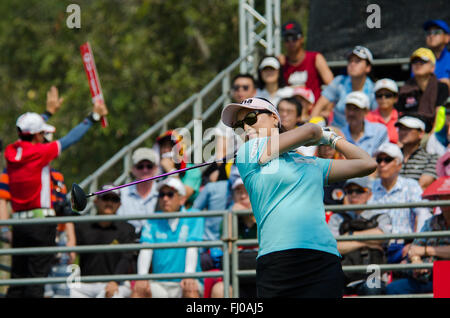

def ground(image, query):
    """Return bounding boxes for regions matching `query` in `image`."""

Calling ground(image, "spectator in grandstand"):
[368,143,432,264]
[116,147,160,236]
[221,96,378,298]
[386,177,450,295]
[423,19,450,89]
[277,90,315,131]
[132,177,204,298]
[154,130,202,208]
[256,55,287,106]
[0,164,77,297]
[328,177,391,295]
[231,73,258,104]
[436,151,450,178]
[341,91,389,156]
[426,97,450,156]
[193,168,232,272]
[278,20,334,102]
[396,115,439,190]
[277,92,318,156]
[4,87,108,298]
[215,74,257,164]
[311,46,377,129]
[208,177,257,298]
[70,185,137,298]
[396,48,449,129]
[366,78,400,144]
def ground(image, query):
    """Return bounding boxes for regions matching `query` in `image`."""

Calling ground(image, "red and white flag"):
[80,42,108,127]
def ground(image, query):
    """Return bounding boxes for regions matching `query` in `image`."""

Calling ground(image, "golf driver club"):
[71,153,236,212]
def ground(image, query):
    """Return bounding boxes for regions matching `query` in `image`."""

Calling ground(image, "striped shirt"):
[400,147,438,181]
[368,176,432,234]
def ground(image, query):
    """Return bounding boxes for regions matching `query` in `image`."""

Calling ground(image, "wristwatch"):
[88,112,101,122]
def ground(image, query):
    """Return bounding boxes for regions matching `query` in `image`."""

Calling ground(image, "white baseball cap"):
[345,91,370,109]
[374,143,404,162]
[157,177,186,196]
[374,78,398,94]
[395,116,426,131]
[221,97,281,128]
[132,147,160,166]
[16,112,56,135]
[98,184,121,200]
[344,176,372,190]
[347,46,373,64]
[258,56,281,70]
[232,178,244,190]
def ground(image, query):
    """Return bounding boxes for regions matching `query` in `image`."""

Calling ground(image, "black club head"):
[71,183,87,212]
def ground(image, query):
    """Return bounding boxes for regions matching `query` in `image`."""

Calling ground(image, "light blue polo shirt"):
[235,137,340,258]
[435,48,450,80]
[342,120,389,156]
[140,207,204,282]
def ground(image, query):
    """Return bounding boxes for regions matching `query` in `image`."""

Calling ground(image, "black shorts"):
[256,248,344,298]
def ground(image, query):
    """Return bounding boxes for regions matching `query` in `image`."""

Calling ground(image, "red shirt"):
[282,51,323,103]
[365,108,399,144]
[4,140,60,212]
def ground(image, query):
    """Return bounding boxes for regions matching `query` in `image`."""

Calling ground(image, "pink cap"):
[221,97,281,128]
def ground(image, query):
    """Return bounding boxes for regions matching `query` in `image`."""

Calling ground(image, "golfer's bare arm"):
[328,139,377,183]
[259,123,322,164]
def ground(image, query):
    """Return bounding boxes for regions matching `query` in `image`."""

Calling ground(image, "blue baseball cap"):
[423,20,450,34]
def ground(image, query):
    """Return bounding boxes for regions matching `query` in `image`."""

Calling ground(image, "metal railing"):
[1,200,449,298]
[0,210,232,297]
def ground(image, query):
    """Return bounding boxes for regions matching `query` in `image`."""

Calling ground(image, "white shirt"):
[117,183,159,234]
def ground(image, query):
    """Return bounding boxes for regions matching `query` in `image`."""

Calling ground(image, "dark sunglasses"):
[232,85,250,92]
[158,191,175,199]
[345,188,367,195]
[444,158,450,167]
[376,92,396,99]
[99,195,121,203]
[426,29,444,36]
[411,58,427,65]
[376,156,395,164]
[283,34,301,42]
[136,163,154,170]
[232,110,272,130]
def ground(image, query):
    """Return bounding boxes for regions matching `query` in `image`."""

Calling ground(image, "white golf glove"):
[319,127,343,149]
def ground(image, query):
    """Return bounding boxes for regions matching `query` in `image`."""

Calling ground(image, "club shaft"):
[89,158,227,197]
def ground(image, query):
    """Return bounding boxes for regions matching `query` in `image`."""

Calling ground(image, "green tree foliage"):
[0,0,308,186]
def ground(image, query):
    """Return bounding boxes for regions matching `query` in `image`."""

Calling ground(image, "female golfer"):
[221,97,377,298]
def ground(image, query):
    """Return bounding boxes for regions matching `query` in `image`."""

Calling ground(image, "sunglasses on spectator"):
[411,58,428,65]
[158,191,176,199]
[232,110,273,130]
[376,156,395,164]
[283,34,301,42]
[444,158,450,167]
[345,188,367,195]
[375,92,396,99]
[136,163,154,170]
[426,29,445,36]
[99,195,121,203]
[232,85,250,92]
